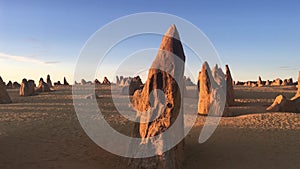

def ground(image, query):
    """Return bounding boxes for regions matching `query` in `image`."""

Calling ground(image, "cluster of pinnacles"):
[0,75,71,102]
[128,24,235,169]
[1,24,299,169]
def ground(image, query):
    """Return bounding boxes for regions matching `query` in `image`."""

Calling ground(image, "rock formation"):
[81,79,87,85]
[282,79,288,86]
[1,80,4,86]
[119,76,124,83]
[297,71,300,95]
[0,76,12,104]
[235,81,244,85]
[197,63,226,116]
[225,65,234,106]
[197,72,201,91]
[198,62,212,115]
[86,81,93,85]
[287,78,293,85]
[265,80,270,86]
[28,80,36,95]
[129,25,185,169]
[124,78,131,86]
[119,78,125,86]
[46,74,52,87]
[119,77,133,86]
[251,83,258,87]
[291,71,300,100]
[212,65,226,115]
[266,94,300,113]
[13,82,21,88]
[36,78,51,92]
[267,73,300,112]
[184,76,195,86]
[102,77,111,85]
[54,81,62,86]
[120,76,143,95]
[271,78,282,86]
[94,79,101,85]
[20,79,35,96]
[20,79,29,96]
[6,81,13,89]
[128,76,143,95]
[257,76,263,87]
[64,77,69,85]
[244,81,254,87]
[116,76,120,85]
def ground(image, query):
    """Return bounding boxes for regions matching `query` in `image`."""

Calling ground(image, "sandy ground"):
[0,85,299,169]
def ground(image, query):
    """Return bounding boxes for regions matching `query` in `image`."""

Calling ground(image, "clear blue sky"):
[1,0,300,83]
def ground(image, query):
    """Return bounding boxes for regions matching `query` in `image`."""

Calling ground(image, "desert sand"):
[0,85,300,169]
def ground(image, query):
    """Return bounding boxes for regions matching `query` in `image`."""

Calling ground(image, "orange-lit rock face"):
[267,94,300,113]
[197,63,226,116]
[130,24,185,169]
[198,62,212,115]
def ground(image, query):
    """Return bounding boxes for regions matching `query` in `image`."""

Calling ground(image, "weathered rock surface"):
[36,78,51,92]
[282,79,288,86]
[128,76,143,95]
[102,77,111,85]
[121,77,131,86]
[235,81,244,85]
[28,80,36,95]
[20,79,29,96]
[129,24,185,169]
[212,65,226,115]
[46,74,52,87]
[13,82,21,88]
[64,77,69,85]
[81,79,87,85]
[116,76,120,85]
[0,77,12,104]
[198,62,212,115]
[20,79,35,96]
[291,71,300,100]
[197,72,201,91]
[225,65,234,106]
[297,71,300,95]
[94,79,101,85]
[287,78,293,85]
[54,81,62,86]
[257,76,263,87]
[197,63,226,116]
[6,81,13,89]
[266,94,300,113]
[271,78,282,86]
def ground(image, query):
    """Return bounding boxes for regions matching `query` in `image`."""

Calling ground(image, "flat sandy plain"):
[0,85,299,169]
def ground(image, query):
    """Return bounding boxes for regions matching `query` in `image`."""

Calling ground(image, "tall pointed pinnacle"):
[198,61,212,115]
[225,65,234,106]
[130,24,185,169]
[158,24,185,62]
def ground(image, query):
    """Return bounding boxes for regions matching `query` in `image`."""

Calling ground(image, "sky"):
[0,0,300,84]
